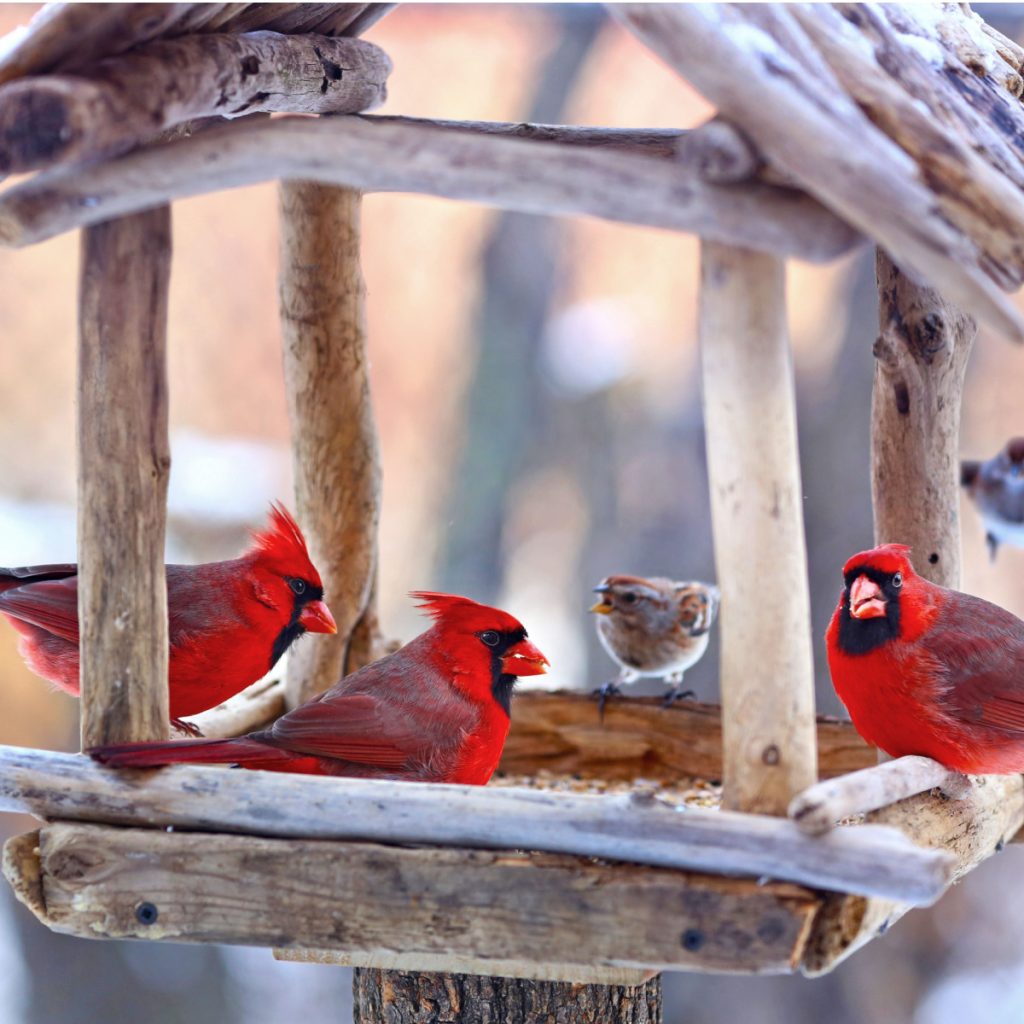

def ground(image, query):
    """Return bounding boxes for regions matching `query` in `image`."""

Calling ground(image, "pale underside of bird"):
[589,574,720,713]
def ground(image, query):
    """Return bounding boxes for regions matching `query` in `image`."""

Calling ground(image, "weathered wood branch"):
[789,756,971,836]
[0,114,862,261]
[0,746,952,904]
[5,823,816,978]
[699,244,817,814]
[872,249,978,588]
[803,772,1024,974]
[186,685,875,779]
[616,5,1024,342]
[77,208,172,748]
[790,5,1024,290]
[280,182,381,705]
[0,33,392,175]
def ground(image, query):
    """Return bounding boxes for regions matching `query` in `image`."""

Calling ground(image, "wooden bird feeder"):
[2,3,1024,1019]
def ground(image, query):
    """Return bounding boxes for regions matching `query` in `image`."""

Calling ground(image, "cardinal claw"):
[171,718,204,738]
[591,682,622,723]
[661,687,696,708]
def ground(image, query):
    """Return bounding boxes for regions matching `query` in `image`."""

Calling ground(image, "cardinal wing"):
[930,593,1024,734]
[0,576,80,644]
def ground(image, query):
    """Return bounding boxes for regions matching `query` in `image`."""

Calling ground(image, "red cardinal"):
[0,504,336,724]
[827,543,1024,774]
[90,592,549,784]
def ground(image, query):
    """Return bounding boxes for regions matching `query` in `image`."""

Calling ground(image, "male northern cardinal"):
[0,504,336,724]
[590,575,719,710]
[827,543,1024,774]
[961,437,1024,561]
[90,591,549,784]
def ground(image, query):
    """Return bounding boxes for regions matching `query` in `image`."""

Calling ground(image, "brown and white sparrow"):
[590,574,720,712]
[962,438,1024,561]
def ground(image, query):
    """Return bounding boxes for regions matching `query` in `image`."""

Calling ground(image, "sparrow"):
[961,437,1024,561]
[827,542,1024,773]
[590,574,719,713]
[91,591,549,784]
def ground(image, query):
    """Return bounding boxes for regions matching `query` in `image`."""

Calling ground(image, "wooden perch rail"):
[0,32,392,174]
[6,823,819,977]
[0,746,952,904]
[789,756,970,836]
[0,114,862,262]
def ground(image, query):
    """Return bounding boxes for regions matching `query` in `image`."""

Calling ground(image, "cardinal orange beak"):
[299,599,338,634]
[849,575,886,620]
[501,637,549,677]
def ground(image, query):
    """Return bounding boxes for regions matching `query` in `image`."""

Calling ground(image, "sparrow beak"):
[590,585,612,615]
[849,575,886,620]
[501,637,549,677]
[299,599,338,634]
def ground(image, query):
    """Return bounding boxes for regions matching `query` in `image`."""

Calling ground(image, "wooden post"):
[699,242,817,814]
[353,971,661,1023]
[77,207,172,748]
[871,249,978,588]
[279,182,381,705]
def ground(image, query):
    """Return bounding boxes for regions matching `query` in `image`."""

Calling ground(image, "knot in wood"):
[761,744,781,766]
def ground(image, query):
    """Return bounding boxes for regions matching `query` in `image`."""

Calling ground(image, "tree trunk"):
[353,970,661,1024]
[871,248,978,589]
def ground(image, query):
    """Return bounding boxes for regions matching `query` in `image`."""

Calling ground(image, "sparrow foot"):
[171,718,204,738]
[591,682,622,722]
[661,687,696,708]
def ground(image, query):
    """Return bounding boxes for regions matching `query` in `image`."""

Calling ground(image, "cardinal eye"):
[623,593,638,605]
[892,573,903,588]
[288,578,307,596]
[479,630,500,647]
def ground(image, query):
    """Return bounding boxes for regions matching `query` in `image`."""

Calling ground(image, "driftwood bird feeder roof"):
[0,0,1023,990]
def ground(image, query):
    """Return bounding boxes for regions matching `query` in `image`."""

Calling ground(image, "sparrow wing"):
[0,576,81,644]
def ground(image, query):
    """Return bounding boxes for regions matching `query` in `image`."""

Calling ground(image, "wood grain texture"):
[15,823,819,976]
[0,746,954,904]
[789,756,970,836]
[616,5,1024,342]
[353,970,663,1023]
[699,243,817,814]
[276,949,656,988]
[279,183,381,705]
[77,208,172,748]
[0,114,862,262]
[871,249,977,588]
[0,33,392,174]
[802,772,1024,974]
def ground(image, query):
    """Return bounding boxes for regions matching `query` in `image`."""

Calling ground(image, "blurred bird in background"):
[590,575,720,713]
[0,503,336,731]
[91,591,548,784]
[961,437,1024,561]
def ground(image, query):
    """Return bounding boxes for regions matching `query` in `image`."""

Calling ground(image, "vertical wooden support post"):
[77,207,172,748]
[353,970,662,1024]
[872,249,977,589]
[699,242,817,814]
[279,181,381,707]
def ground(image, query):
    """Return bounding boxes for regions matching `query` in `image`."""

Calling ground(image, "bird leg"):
[987,532,999,562]
[171,717,204,738]
[591,669,638,721]
[661,673,696,708]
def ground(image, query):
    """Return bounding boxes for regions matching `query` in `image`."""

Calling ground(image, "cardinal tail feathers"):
[88,737,285,768]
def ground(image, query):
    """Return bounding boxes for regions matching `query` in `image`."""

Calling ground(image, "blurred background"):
[1,3,1024,1022]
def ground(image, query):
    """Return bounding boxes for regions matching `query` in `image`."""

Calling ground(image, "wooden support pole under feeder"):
[279,181,382,705]
[77,206,172,748]
[699,242,817,815]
